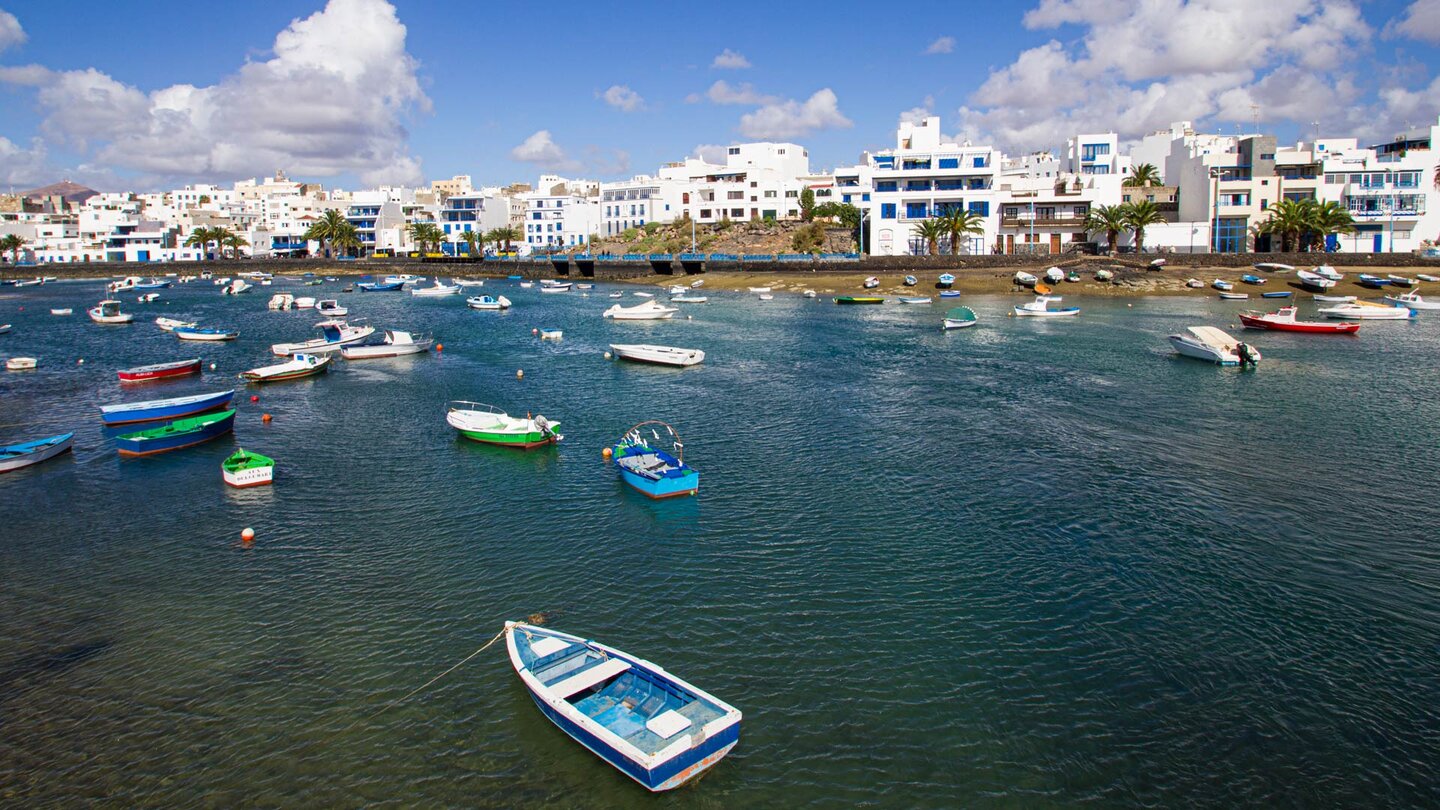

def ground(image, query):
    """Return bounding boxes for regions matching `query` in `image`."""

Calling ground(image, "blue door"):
[138,250,149,262]
[1373,234,1383,252]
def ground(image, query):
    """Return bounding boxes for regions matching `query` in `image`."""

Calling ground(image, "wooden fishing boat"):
[1261,291,1293,298]
[340,330,433,359]
[898,296,932,304]
[270,320,375,355]
[240,353,331,382]
[1218,292,1250,300]
[1169,327,1260,366]
[669,294,708,303]
[411,281,461,296]
[1254,262,1294,273]
[504,620,741,791]
[155,317,197,332]
[903,275,918,286]
[118,357,202,383]
[1240,274,1265,285]
[1356,274,1391,289]
[1313,294,1356,303]
[5,357,37,370]
[222,448,274,488]
[355,280,403,292]
[175,327,239,341]
[604,300,677,320]
[862,277,880,289]
[1212,280,1234,291]
[1014,271,1038,287]
[467,294,512,310]
[609,344,705,367]
[115,409,235,457]
[1013,297,1079,317]
[100,389,235,426]
[613,421,698,499]
[1239,306,1359,334]
[833,296,884,305]
[1043,266,1064,284]
[1387,275,1416,288]
[88,300,134,324]
[1296,269,1336,290]
[446,401,561,448]
[943,306,978,330]
[0,432,74,473]
[937,273,956,288]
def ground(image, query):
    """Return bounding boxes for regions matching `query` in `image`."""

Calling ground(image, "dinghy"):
[1168,327,1260,366]
[1313,265,1343,281]
[612,421,698,499]
[5,357,37,370]
[1296,269,1336,290]
[1212,280,1234,291]
[1312,294,1356,303]
[669,294,708,303]
[937,273,956,288]
[340,330,433,359]
[1043,266,1064,284]
[174,326,239,341]
[539,329,563,340]
[943,306,978,330]
[446,401,560,448]
[1356,274,1390,289]
[50,308,72,316]
[1387,275,1416,288]
[747,286,772,293]
[0,433,74,474]
[1254,262,1294,273]
[1185,278,1204,288]
[1415,274,1440,283]
[938,290,962,298]
[410,281,461,296]
[1218,292,1250,300]
[504,620,741,791]
[118,358,202,383]
[862,277,880,289]
[1094,269,1114,281]
[222,448,275,488]
[603,300,677,320]
[1240,274,1265,285]
[833,296,884,305]
[903,275,917,286]
[270,320,375,356]
[609,344,705,367]
[240,353,331,382]
[1014,271,1038,287]
[355,280,403,292]
[1239,306,1359,334]
[467,294,513,310]
[898,296,932,304]
[100,389,236,426]
[114,409,235,456]
[316,300,348,317]
[155,317,197,332]
[1261,291,1293,298]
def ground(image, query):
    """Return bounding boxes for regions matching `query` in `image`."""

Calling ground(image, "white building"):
[438,190,512,253]
[522,183,600,252]
[1315,117,1438,253]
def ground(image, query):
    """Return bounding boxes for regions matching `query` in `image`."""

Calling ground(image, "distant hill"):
[22,180,99,203]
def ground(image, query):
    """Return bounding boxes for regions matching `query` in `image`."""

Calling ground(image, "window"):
[1260,153,1274,160]
[938,158,959,169]
[728,147,740,155]
[905,202,928,219]
[973,157,986,168]
[730,208,744,217]
[700,209,711,218]
[764,190,777,198]
[1081,144,1110,161]
[862,193,871,202]
[784,190,798,198]
[968,201,989,217]
[750,181,758,188]
[727,191,743,200]
[876,181,898,192]
[881,203,896,219]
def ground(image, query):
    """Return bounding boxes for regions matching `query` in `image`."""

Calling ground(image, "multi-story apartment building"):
[438,190,511,252]
[1066,133,1126,176]
[1314,118,1438,253]
[994,150,1124,255]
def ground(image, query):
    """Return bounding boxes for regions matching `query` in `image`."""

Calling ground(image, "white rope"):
[351,626,507,726]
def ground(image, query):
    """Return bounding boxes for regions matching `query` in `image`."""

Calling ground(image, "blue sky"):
[1,0,1438,191]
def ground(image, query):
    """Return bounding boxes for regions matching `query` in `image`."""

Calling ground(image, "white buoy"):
[516,369,524,379]
[604,351,612,359]
[210,362,217,370]
[77,358,84,364]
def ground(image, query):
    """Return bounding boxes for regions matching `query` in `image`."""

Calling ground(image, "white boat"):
[138,293,160,303]
[1013,297,1079,317]
[669,294,708,303]
[175,327,239,341]
[1312,265,1343,281]
[240,352,331,382]
[384,274,425,286]
[609,344,705,367]
[667,285,688,296]
[540,283,573,294]
[1254,262,1295,273]
[88,300,134,324]
[1168,326,1260,366]
[1185,278,1204,288]
[0,323,9,334]
[294,297,316,309]
[453,278,486,287]
[270,320,376,356]
[1094,269,1114,282]
[898,296,932,304]
[1014,271,1038,287]
[1043,266,1064,283]
[803,290,817,298]
[748,286,772,293]
[316,300,348,317]
[340,330,433,359]
[1218,292,1250,300]
[690,279,705,288]
[540,329,563,340]
[466,294,512,310]
[609,292,624,298]
[943,306,978,329]
[1212,280,1234,291]
[758,294,774,301]
[6,357,38,370]
[1317,301,1415,320]
[1384,291,1440,310]
[1415,274,1440,283]
[1149,258,1167,268]
[1312,294,1356,303]
[108,276,144,292]
[519,281,534,288]
[604,300,678,320]
[411,281,461,297]
[50,308,72,316]
[222,279,253,295]
[862,277,880,289]
[632,291,654,298]
[1296,269,1336,289]
[268,293,296,310]
[155,317,197,331]
[576,283,594,290]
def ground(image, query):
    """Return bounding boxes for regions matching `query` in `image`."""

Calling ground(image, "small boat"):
[937,273,956,288]
[747,286,772,293]
[1033,282,1052,296]
[1416,274,1440,283]
[240,353,332,382]
[1014,271,1038,287]
[411,281,461,297]
[612,421,698,499]
[507,274,524,280]
[222,448,275,488]
[137,293,161,303]
[99,389,235,426]
[667,285,687,296]
[539,329,563,340]
[114,409,235,457]
[609,292,624,299]
[0,324,9,334]
[175,327,239,341]
[221,279,253,295]
[1296,269,1336,290]
[1240,274,1265,285]
[294,297,316,309]
[270,320,375,356]
[604,300,678,320]
[0,432,74,473]
[1212,280,1234,291]
[118,357,202,383]
[833,296,884,305]
[109,276,143,292]
[898,296,932,304]
[1313,265,1343,281]
[1260,291,1293,298]
[1043,266,1064,284]
[302,280,322,286]
[1254,262,1294,273]
[384,274,425,286]
[88,300,135,324]
[1239,306,1359,334]
[757,293,774,301]
[1066,271,1081,283]
[267,293,296,310]
[576,283,594,290]
[540,282,574,294]
[802,290,817,298]
[355,280,403,292]
[316,300,348,317]
[669,294,708,303]
[862,277,880,289]
[5,357,37,370]
[903,275,918,286]
[519,281,535,288]
[1168,327,1260,366]
[690,279,705,288]
[503,620,741,791]
[1095,269,1114,282]
[1013,297,1079,317]
[943,306,978,330]
[154,318,196,332]
[609,344,705,367]
[1317,301,1415,320]
[453,278,486,287]
[1387,275,1416,288]
[1185,278,1204,288]
[632,291,654,298]
[1383,291,1440,310]
[1356,274,1391,289]
[1149,258,1167,268]
[1218,292,1250,300]
[50,308,73,316]
[340,330,433,359]
[938,290,961,298]
[1312,294,1356,303]
[467,294,513,310]
[446,401,560,448]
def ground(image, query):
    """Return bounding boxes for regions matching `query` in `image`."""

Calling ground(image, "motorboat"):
[240,353,332,382]
[1043,266,1064,284]
[316,300,348,317]
[576,283,594,290]
[1383,291,1440,310]
[221,279,253,295]
[862,277,880,289]
[519,281,535,288]
[50,308,73,316]
[270,320,376,355]
[1239,306,1359,334]
[411,281,461,297]
[1312,265,1343,281]
[1168,326,1260,366]
[109,276,144,292]
[1212,280,1234,291]
[0,433,74,474]
[1014,271,1038,287]
[88,300,135,324]
[174,327,239,341]
[1185,278,1204,288]
[454,278,486,287]
[294,297,316,309]
[540,280,573,293]
[446,401,560,448]
[943,306,978,330]
[5,357,38,371]
[1013,297,1079,317]
[383,274,425,286]
[1218,292,1250,300]
[340,330,433,359]
[603,300,677,320]
[118,357,202,383]
[1296,269,1336,290]
[667,285,688,296]
[609,344,705,367]
[1317,301,1415,320]
[138,293,160,303]
[268,293,296,310]
[669,294,708,303]
[155,317,197,331]
[466,294,512,310]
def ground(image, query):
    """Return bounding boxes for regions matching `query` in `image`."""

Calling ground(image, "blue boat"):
[612,421,698,499]
[0,432,74,473]
[507,274,523,280]
[114,409,235,457]
[1241,274,1265,285]
[1261,291,1294,298]
[355,281,403,292]
[100,389,235,426]
[1357,274,1390,289]
[903,275,918,286]
[504,621,742,792]
[938,290,962,298]
[937,273,956,288]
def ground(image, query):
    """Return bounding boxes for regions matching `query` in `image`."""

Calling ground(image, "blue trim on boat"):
[114,410,234,456]
[100,389,235,426]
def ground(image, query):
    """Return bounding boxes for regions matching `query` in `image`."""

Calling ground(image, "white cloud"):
[738,88,853,140]
[693,144,730,164]
[704,80,777,106]
[1388,0,1440,43]
[599,84,644,112]
[510,130,582,172]
[0,0,428,185]
[0,9,24,53]
[924,36,955,55]
[0,136,48,186]
[898,106,932,126]
[711,48,751,69]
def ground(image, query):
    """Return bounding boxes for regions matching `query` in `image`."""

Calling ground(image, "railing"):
[1000,217,1089,228]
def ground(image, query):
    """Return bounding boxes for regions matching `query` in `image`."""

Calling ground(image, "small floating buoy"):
[604,351,612,359]
[262,413,273,423]
[516,369,524,379]
[532,328,538,335]
[687,315,693,320]
[210,362,217,370]
[250,395,259,403]
[602,447,613,459]
[435,343,443,352]
[241,527,255,542]
[77,358,84,364]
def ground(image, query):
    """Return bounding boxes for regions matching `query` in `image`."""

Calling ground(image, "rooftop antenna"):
[1250,104,1260,134]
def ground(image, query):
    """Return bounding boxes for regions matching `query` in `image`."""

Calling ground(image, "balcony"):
[1001,216,1090,229]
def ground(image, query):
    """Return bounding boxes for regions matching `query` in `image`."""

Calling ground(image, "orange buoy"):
[602,447,613,459]
[262,413,273,423]
[436,343,443,352]
[250,395,259,402]
[241,527,255,542]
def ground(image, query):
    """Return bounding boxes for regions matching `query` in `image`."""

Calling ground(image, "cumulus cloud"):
[738,88,853,140]
[599,84,644,112]
[0,136,48,186]
[711,48,751,69]
[703,80,777,106]
[0,0,429,186]
[0,9,24,53]
[693,144,731,164]
[510,130,582,172]
[923,36,955,55]
[1387,0,1440,43]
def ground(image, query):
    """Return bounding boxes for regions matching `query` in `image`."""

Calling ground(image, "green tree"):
[198,194,211,205]
[791,222,826,253]
[221,231,248,259]
[487,226,519,252]
[408,222,445,253]
[914,219,946,256]
[332,223,362,257]
[184,227,217,259]
[1123,163,1162,187]
[460,229,488,259]
[799,188,816,222]
[938,208,985,255]
[1122,200,1166,253]
[1083,205,1129,255]
[303,209,350,259]
[1255,198,1311,252]
[1307,200,1355,252]
[0,233,29,263]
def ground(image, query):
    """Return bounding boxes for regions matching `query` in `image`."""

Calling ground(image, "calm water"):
[1,278,1437,807]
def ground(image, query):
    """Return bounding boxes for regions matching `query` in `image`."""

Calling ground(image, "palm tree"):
[1123,163,1162,187]
[914,219,946,256]
[1256,199,1311,252]
[938,208,985,255]
[332,223,362,257]
[1083,204,1129,255]
[184,227,216,260]
[1122,200,1166,254]
[408,222,445,253]
[0,233,28,263]
[221,232,248,259]
[488,226,520,253]
[303,209,350,259]
[460,229,487,259]
[1307,200,1355,252]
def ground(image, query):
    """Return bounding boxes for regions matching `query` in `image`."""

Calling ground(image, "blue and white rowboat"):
[100,389,235,426]
[612,422,698,499]
[505,621,742,791]
[0,432,74,473]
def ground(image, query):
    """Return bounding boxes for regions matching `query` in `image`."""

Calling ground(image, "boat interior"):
[616,448,687,480]
[519,631,725,756]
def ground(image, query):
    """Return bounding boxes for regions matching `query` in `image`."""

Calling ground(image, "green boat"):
[445,401,561,448]
[834,296,885,305]
[222,448,275,488]
[114,409,235,457]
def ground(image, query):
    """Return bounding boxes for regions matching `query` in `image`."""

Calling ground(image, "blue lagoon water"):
[1,279,1438,806]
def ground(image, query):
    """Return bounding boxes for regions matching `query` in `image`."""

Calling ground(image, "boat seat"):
[549,657,631,699]
[529,636,571,659]
[645,709,693,739]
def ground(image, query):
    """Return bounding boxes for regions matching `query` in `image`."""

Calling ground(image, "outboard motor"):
[1237,342,1259,367]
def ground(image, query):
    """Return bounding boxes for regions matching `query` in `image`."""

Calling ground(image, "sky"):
[1,0,1438,192]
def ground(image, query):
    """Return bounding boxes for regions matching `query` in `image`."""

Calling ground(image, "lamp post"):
[1211,168,1221,253]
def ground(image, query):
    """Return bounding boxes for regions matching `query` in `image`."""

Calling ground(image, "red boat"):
[1238,306,1359,334]
[117,357,203,383]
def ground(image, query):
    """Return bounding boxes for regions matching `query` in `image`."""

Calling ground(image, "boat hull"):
[1238,314,1359,333]
[115,410,235,457]
[100,389,235,426]
[833,297,884,305]
[0,433,74,473]
[222,453,274,488]
[455,429,556,448]
[1169,336,1237,365]
[118,358,202,382]
[618,467,700,499]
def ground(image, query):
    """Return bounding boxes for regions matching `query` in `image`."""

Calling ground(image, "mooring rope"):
[346,626,508,728]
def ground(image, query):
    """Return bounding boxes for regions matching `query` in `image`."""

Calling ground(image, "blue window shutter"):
[938,158,958,169]
[973,157,984,168]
